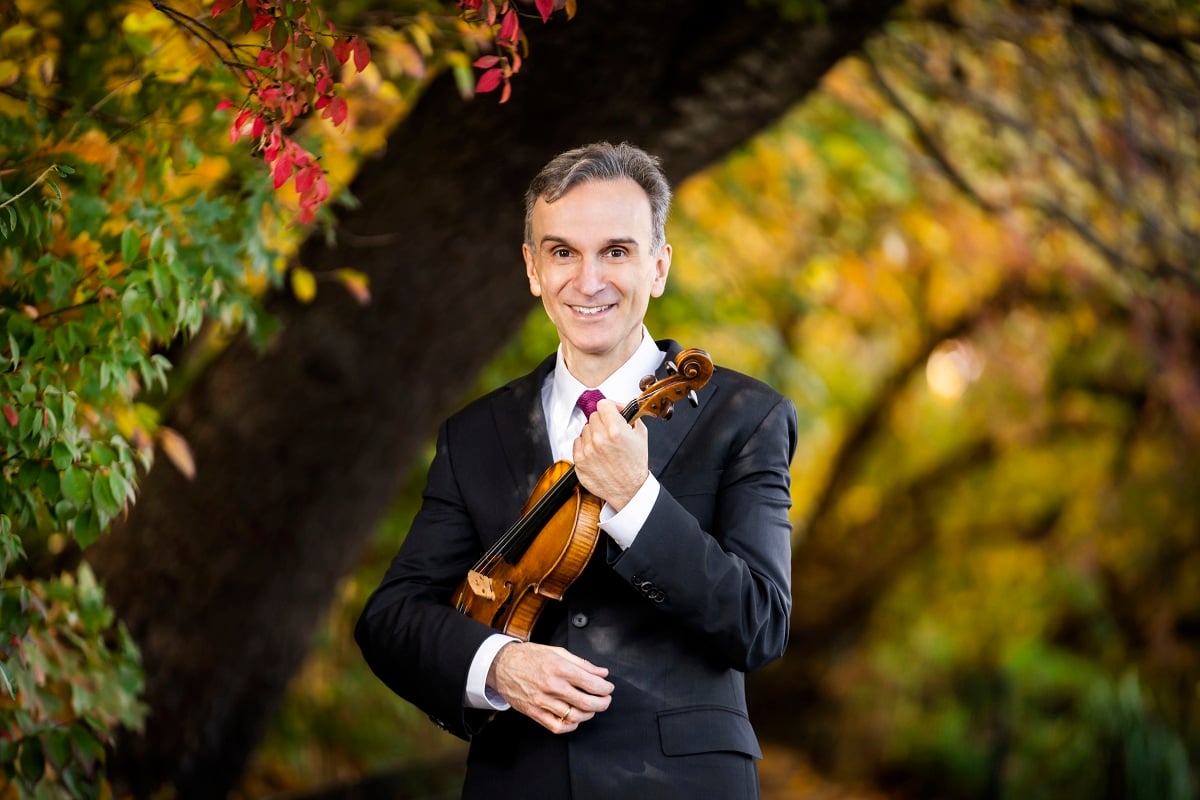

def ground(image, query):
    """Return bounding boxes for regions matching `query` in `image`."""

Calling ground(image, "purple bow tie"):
[576,389,605,419]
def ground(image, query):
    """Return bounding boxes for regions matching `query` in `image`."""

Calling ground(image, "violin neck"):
[498,467,580,562]
[491,398,638,564]
[621,398,640,424]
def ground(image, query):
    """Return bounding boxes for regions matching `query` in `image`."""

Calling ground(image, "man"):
[356,142,797,799]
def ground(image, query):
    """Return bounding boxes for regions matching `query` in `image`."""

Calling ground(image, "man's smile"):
[569,304,615,316]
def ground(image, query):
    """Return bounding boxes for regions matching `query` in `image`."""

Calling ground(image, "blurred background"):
[1,0,1197,798]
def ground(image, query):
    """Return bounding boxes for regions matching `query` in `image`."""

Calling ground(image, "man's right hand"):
[488,641,614,734]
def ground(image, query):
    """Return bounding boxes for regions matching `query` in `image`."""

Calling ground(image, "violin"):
[451,348,714,641]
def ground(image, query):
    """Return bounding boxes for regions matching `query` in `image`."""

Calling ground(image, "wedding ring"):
[559,706,571,724]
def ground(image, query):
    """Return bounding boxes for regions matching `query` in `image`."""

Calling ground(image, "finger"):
[552,646,610,677]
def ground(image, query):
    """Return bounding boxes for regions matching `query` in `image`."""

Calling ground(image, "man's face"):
[523,178,671,375]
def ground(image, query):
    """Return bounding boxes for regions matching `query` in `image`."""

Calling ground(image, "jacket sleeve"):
[354,419,497,740]
[606,394,798,672]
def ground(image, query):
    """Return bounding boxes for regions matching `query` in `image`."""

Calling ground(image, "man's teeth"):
[573,305,611,315]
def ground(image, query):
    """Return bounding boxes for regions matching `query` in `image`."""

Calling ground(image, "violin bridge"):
[467,570,496,601]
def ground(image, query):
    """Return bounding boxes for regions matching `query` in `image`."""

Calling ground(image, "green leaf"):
[17,735,44,781]
[92,468,119,515]
[91,442,116,466]
[121,226,139,265]
[61,465,91,505]
[38,464,61,504]
[148,226,165,260]
[44,728,70,770]
[271,19,289,51]
[0,660,13,700]
[6,332,17,370]
[73,507,101,549]
[51,441,73,470]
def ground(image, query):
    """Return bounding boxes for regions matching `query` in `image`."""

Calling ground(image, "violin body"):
[452,461,602,641]
[451,348,713,639]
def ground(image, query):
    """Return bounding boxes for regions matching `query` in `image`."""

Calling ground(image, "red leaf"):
[500,80,512,104]
[332,37,351,65]
[535,0,554,22]
[352,37,371,72]
[252,11,272,31]
[499,9,518,43]
[330,95,348,126]
[2,405,16,428]
[297,165,319,195]
[215,98,235,111]
[272,153,293,189]
[211,0,239,18]
[475,67,503,94]
[473,55,500,68]
[251,114,265,139]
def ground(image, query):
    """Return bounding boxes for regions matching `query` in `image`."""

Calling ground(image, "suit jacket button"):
[571,613,589,628]
[647,589,665,603]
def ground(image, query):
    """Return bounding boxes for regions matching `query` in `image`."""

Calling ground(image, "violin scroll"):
[627,348,713,424]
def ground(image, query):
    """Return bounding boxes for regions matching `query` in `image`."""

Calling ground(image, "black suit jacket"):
[356,340,798,800]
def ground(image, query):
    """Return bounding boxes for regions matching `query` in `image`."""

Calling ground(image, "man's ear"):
[650,243,672,298]
[523,243,542,297]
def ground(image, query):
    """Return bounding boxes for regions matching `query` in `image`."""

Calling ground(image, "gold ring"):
[559,706,571,724]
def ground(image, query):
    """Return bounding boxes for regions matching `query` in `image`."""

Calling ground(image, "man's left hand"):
[573,399,648,511]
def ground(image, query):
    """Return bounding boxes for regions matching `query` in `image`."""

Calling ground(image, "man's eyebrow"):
[538,235,639,248]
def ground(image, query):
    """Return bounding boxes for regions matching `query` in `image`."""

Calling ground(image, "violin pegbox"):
[628,349,714,424]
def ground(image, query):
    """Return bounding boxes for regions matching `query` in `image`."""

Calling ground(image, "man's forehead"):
[532,178,652,232]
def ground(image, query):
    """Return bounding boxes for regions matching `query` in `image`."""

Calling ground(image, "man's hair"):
[524,142,672,251]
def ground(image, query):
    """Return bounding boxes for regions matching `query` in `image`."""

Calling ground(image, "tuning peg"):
[662,404,674,421]
[665,360,678,374]
[639,374,655,391]
[687,389,699,407]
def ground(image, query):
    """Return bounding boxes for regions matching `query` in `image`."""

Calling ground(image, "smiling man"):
[356,142,799,800]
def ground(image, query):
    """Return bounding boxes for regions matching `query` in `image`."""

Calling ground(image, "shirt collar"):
[548,327,665,424]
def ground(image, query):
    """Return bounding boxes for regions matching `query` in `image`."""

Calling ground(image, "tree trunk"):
[88,0,899,794]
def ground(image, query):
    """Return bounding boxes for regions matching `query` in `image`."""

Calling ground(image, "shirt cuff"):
[464,633,519,710]
[599,473,660,550]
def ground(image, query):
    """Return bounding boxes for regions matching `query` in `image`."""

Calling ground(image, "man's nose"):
[573,256,606,295]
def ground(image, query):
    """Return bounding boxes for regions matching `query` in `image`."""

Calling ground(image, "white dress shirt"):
[463,329,666,710]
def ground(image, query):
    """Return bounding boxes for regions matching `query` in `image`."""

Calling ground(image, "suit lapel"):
[490,340,717,494]
[492,353,556,501]
[646,339,718,477]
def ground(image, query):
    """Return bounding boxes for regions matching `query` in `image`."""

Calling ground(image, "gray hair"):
[524,142,672,252]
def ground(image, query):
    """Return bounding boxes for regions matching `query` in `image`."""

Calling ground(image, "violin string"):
[471,465,579,571]
[468,396,643,573]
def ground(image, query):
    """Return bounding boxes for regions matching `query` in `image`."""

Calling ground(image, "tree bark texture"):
[88,1,899,795]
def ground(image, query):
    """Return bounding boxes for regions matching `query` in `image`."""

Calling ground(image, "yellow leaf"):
[0,61,19,89]
[0,23,37,50]
[291,267,317,303]
[159,426,195,480]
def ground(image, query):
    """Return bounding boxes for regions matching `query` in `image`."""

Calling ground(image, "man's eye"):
[553,248,572,258]
[607,248,627,258]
